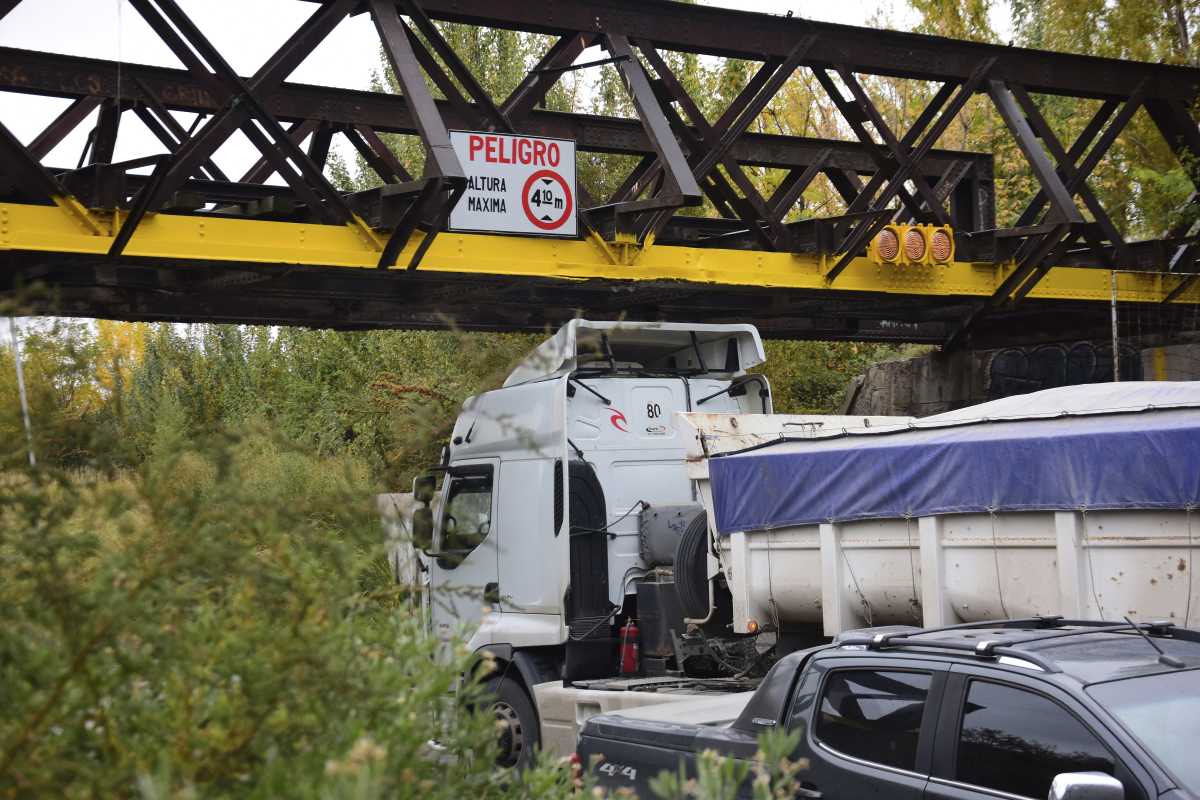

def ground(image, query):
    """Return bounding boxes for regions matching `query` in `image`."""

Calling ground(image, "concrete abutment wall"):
[841,340,1200,417]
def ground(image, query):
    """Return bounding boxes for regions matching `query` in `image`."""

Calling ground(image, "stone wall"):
[841,341,1200,417]
[1142,343,1200,381]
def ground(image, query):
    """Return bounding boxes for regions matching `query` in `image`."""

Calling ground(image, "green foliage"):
[0,413,583,798]
[83,324,535,486]
[908,0,995,41]
[649,727,808,800]
[0,321,103,469]
[762,340,927,414]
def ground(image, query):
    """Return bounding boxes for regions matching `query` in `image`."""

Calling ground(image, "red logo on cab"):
[608,408,628,433]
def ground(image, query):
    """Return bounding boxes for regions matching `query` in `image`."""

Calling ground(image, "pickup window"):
[815,670,931,771]
[955,680,1115,799]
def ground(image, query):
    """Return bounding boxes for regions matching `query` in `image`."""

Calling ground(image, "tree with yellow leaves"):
[94,320,148,397]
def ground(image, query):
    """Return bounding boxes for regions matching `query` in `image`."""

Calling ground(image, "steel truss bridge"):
[1,0,1199,346]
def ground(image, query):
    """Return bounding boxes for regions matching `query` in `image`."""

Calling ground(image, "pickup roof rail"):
[836,616,1200,673]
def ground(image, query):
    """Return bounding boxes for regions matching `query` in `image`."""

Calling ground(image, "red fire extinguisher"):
[619,619,640,675]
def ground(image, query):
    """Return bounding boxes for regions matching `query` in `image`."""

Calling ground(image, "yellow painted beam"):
[49,195,106,237]
[2,202,1198,305]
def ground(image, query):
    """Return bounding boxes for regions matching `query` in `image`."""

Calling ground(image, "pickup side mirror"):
[1048,773,1124,800]
[413,473,437,504]
[412,506,435,553]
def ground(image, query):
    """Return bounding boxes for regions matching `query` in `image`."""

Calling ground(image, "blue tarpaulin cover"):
[708,383,1200,535]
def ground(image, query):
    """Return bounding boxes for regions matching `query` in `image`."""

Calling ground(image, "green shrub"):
[0,423,575,799]
[647,727,807,800]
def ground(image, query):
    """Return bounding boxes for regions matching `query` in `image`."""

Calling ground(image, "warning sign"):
[448,131,577,237]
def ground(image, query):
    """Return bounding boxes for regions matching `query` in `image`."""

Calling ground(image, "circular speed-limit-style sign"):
[521,169,574,231]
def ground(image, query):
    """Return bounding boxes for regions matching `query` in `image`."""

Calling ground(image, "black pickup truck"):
[578,618,1200,800]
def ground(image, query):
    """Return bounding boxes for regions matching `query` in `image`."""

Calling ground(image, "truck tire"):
[566,461,610,625]
[675,511,710,619]
[569,461,607,531]
[485,675,540,769]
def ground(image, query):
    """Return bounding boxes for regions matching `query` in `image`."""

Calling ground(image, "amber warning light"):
[869,224,954,266]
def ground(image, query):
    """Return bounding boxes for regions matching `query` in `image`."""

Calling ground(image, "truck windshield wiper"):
[632,368,706,378]
[696,383,735,405]
[696,376,769,412]
[569,376,611,405]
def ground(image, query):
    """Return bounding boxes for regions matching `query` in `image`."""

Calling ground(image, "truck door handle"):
[795,787,822,799]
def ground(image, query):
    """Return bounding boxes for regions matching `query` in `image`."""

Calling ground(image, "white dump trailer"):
[681,382,1200,639]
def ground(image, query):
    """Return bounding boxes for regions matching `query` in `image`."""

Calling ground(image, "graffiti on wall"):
[986,341,1141,400]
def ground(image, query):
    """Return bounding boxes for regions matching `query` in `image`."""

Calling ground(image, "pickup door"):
[788,654,948,800]
[923,664,1158,800]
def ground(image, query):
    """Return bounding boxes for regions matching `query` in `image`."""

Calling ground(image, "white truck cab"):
[407,320,771,764]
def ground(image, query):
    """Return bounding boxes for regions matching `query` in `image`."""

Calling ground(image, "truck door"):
[788,656,948,799]
[428,459,500,640]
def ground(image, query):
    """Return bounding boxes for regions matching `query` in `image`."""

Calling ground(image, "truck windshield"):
[1088,669,1200,793]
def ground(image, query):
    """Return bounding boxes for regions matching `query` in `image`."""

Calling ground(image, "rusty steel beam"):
[0,47,991,181]
[120,0,358,228]
[501,33,592,122]
[603,32,701,239]
[88,99,121,166]
[26,96,101,161]
[352,0,1200,103]
[398,0,513,133]
[827,58,996,279]
[345,125,413,183]
[0,118,70,204]
[239,119,317,184]
[131,76,228,181]
[369,0,466,267]
[1010,85,1127,277]
[639,41,793,247]
[984,80,1086,304]
[847,70,952,224]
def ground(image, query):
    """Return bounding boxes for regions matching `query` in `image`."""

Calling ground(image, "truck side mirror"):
[1048,773,1123,800]
[413,473,437,504]
[412,506,435,552]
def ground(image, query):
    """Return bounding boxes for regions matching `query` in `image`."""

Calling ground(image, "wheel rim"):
[492,700,524,768]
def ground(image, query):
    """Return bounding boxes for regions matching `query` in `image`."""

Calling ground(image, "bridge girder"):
[0,0,1198,346]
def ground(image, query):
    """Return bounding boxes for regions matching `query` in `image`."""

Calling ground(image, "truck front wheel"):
[485,675,540,769]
